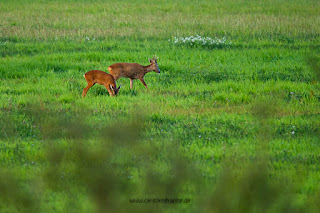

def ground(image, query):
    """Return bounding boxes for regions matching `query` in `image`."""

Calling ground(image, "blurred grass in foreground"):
[1,100,319,213]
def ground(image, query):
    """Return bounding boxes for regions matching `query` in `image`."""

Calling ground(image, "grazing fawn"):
[82,70,121,98]
[108,55,160,91]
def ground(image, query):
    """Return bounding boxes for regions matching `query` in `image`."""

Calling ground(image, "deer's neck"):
[143,64,153,73]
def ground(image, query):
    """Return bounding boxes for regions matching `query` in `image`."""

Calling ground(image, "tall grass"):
[1,0,319,41]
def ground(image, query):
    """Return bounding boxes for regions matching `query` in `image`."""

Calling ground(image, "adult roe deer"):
[82,70,121,98]
[108,55,160,91]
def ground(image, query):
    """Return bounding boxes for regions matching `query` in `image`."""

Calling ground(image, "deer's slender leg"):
[82,83,95,98]
[139,78,148,91]
[130,79,133,90]
[105,85,114,97]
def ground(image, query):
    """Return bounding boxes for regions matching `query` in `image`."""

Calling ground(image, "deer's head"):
[149,55,160,73]
[110,85,121,96]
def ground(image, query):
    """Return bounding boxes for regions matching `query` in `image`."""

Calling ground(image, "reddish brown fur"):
[108,57,160,91]
[82,70,121,98]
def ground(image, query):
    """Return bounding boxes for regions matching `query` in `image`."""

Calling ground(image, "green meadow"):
[1,0,320,212]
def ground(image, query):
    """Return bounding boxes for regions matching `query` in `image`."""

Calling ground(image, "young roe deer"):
[82,70,121,98]
[108,55,160,91]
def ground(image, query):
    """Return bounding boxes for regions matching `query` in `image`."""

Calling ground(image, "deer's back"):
[108,63,144,79]
[84,70,115,86]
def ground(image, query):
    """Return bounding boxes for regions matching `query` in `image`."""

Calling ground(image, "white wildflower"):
[170,35,231,47]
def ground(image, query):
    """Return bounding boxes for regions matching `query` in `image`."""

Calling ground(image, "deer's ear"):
[110,85,114,90]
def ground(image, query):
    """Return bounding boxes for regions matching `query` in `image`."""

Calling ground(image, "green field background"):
[1,0,320,212]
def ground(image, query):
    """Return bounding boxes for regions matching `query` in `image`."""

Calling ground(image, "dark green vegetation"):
[1,0,320,212]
